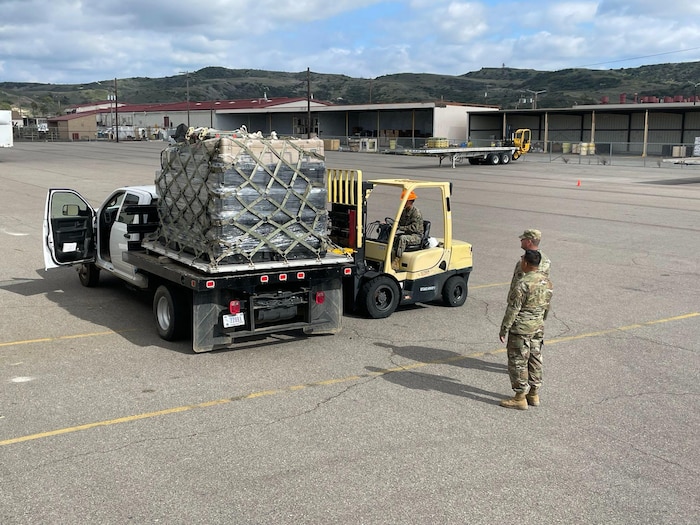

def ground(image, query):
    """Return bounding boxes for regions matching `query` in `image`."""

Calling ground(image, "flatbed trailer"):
[402,128,532,168]
[403,146,520,168]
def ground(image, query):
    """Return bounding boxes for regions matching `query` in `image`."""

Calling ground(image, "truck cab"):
[43,186,158,287]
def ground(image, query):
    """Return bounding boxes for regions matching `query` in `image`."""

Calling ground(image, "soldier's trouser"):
[394,233,422,258]
[506,332,543,393]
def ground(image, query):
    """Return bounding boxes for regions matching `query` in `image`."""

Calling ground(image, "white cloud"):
[0,0,700,83]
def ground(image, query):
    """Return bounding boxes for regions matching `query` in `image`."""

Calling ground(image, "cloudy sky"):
[2,0,700,84]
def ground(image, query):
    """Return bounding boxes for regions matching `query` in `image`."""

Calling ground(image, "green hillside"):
[3,62,700,117]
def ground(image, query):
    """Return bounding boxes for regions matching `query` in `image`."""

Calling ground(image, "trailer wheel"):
[500,152,511,164]
[360,276,400,319]
[442,275,468,307]
[487,153,500,165]
[78,263,100,287]
[153,285,188,341]
[468,158,480,165]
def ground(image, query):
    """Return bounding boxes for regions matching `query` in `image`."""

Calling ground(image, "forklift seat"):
[404,220,431,252]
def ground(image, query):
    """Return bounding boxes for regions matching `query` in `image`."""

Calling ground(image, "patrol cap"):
[519,229,541,241]
[401,189,417,201]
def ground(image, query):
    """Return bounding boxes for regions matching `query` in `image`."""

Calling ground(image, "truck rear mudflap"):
[191,276,343,352]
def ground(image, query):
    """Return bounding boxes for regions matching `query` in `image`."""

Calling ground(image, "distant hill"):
[3,62,700,117]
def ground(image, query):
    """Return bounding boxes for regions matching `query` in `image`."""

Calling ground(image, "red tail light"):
[229,300,241,314]
[205,280,215,289]
[296,272,305,279]
[279,273,288,281]
[315,291,325,304]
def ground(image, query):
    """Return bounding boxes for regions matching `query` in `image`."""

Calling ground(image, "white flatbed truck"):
[43,186,350,353]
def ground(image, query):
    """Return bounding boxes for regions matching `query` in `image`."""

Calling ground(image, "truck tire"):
[500,152,511,164]
[360,276,400,319]
[153,285,188,341]
[78,263,100,287]
[468,158,480,165]
[442,275,468,307]
[487,153,500,165]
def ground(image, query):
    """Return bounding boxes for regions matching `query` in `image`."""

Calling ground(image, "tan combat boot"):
[500,392,528,410]
[526,388,540,407]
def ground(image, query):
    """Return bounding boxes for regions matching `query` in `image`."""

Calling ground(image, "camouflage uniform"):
[500,271,553,394]
[509,250,550,292]
[394,205,423,257]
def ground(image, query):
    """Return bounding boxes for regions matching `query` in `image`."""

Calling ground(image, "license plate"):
[222,313,245,328]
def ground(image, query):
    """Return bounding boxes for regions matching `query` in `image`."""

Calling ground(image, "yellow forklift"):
[327,169,473,319]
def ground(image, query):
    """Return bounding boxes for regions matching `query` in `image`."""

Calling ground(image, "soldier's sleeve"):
[539,252,551,276]
[500,283,524,337]
[405,208,424,235]
[543,278,553,320]
[509,260,521,291]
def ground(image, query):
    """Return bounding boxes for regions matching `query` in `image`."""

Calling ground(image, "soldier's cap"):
[519,229,542,241]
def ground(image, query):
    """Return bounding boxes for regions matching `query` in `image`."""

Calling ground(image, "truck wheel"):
[500,152,511,164]
[487,153,500,165]
[153,285,188,341]
[442,275,468,307]
[361,276,400,319]
[78,263,100,287]
[468,158,480,165]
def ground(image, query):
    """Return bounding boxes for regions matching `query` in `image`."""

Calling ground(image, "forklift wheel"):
[442,275,468,307]
[361,276,400,319]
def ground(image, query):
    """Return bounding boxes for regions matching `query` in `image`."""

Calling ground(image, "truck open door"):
[43,189,96,270]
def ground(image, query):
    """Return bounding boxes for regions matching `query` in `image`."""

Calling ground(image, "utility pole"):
[526,89,546,110]
[114,77,119,143]
[693,82,700,106]
[307,67,311,138]
[179,71,191,126]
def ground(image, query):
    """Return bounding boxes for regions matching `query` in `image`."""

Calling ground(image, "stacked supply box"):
[155,135,327,266]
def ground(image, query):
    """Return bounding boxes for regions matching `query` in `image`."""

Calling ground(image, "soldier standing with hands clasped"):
[510,229,550,290]
[499,249,553,410]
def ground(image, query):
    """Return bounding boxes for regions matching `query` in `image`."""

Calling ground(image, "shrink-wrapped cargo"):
[154,135,327,266]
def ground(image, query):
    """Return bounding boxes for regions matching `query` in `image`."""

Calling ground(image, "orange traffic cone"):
[577,180,581,186]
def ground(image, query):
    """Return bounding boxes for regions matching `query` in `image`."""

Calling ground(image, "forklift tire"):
[442,275,468,307]
[487,153,500,165]
[361,276,400,319]
[78,263,100,287]
[153,285,188,341]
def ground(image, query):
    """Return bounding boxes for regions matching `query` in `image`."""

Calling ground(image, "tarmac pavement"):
[1,141,698,524]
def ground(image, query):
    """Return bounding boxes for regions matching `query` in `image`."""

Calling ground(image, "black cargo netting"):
[154,136,328,267]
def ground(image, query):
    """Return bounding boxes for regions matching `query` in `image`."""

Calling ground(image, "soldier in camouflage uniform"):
[392,190,423,270]
[499,250,553,410]
[510,229,550,291]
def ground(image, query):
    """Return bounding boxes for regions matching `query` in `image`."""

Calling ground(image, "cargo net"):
[154,133,328,268]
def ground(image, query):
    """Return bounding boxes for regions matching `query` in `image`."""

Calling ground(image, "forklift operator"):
[392,190,424,270]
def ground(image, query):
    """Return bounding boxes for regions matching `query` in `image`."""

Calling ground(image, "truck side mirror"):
[62,204,80,216]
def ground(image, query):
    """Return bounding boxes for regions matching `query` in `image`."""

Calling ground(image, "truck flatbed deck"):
[139,240,352,275]
[403,146,519,168]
